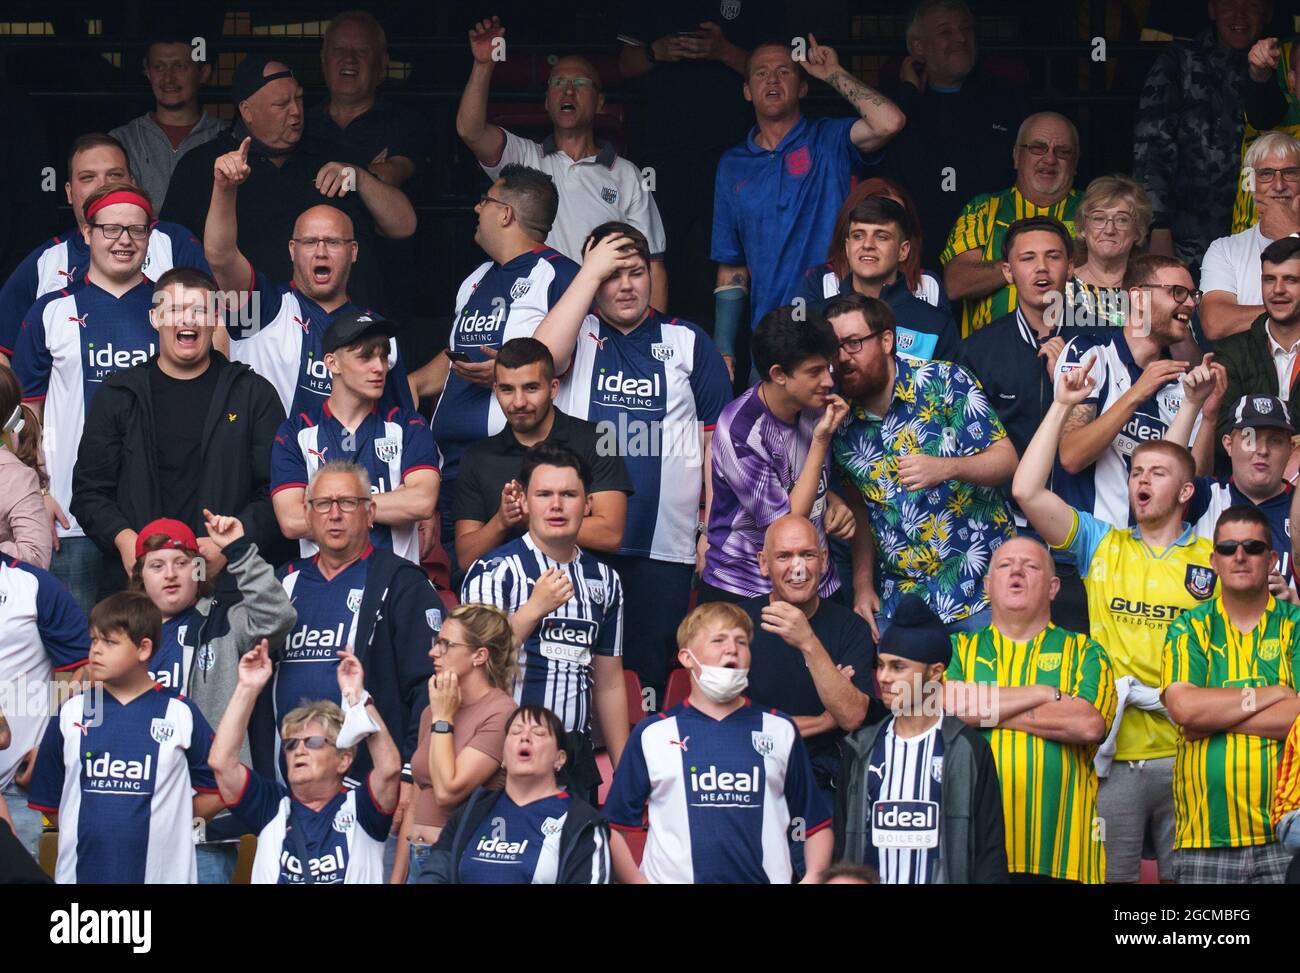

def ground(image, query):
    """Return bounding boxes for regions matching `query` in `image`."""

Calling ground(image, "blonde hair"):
[281,700,355,759]
[1077,174,1153,251]
[676,602,753,650]
[449,602,519,691]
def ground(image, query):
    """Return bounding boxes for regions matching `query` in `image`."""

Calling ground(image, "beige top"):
[410,688,516,828]
[0,448,50,568]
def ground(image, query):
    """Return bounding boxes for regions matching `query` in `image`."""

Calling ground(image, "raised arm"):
[1059,357,1188,473]
[337,648,402,811]
[209,638,271,804]
[802,35,905,154]
[456,18,508,166]
[205,137,254,302]
[533,234,639,374]
[1012,360,1097,548]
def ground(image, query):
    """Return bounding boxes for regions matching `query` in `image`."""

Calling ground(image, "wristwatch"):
[432,720,454,734]
[644,39,657,64]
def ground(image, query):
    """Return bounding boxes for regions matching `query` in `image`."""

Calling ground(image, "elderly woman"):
[1065,174,1153,330]
[390,603,518,883]
[210,640,402,884]
[417,704,611,884]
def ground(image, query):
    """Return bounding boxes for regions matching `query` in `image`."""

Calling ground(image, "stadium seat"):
[234,835,257,885]
[624,669,646,728]
[38,829,57,879]
[664,667,691,710]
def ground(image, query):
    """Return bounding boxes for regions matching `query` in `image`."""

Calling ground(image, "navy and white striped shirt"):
[866,718,944,884]
[461,533,622,736]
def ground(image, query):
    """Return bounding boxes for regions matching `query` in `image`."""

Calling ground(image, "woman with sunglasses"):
[417,704,611,884]
[390,603,518,883]
[0,365,51,568]
[211,638,402,884]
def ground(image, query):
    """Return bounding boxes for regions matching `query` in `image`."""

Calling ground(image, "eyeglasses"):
[292,237,354,250]
[478,193,510,210]
[837,331,886,355]
[1254,166,1300,185]
[1084,213,1135,231]
[91,223,149,240]
[305,495,372,513]
[1213,539,1270,557]
[1019,142,1076,161]
[1150,283,1203,305]
[432,637,474,655]
[546,76,598,90]
[282,735,331,752]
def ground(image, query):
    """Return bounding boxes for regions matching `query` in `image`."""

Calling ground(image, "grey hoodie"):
[108,110,221,213]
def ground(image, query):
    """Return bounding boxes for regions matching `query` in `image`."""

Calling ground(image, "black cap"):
[877,594,952,667]
[323,310,398,354]
[1228,394,1293,434]
[231,55,295,105]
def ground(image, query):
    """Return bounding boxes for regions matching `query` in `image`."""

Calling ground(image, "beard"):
[838,355,890,401]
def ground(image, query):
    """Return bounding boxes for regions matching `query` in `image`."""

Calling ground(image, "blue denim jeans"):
[406,841,433,884]
[49,535,104,616]
[2,780,44,856]
[196,842,239,884]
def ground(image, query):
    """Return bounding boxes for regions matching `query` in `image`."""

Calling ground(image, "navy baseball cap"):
[1228,395,1293,434]
[322,310,398,354]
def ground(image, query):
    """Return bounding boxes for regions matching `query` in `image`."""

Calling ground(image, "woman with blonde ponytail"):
[0,366,51,567]
[391,602,519,883]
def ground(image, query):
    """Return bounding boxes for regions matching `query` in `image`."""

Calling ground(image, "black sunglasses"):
[1213,539,1270,557]
[282,735,331,752]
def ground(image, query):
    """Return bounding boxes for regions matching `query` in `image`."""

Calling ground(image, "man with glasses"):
[1201,132,1300,340]
[271,309,440,565]
[456,17,668,309]
[1053,254,1203,529]
[12,182,163,611]
[203,134,413,418]
[1161,505,1300,883]
[942,111,1081,337]
[1215,236,1300,449]
[274,460,438,828]
[825,292,1017,635]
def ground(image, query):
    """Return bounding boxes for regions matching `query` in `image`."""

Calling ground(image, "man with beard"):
[453,337,631,568]
[203,135,412,418]
[1054,254,1202,529]
[1013,362,1218,883]
[941,112,1081,337]
[1201,132,1300,341]
[826,292,1017,636]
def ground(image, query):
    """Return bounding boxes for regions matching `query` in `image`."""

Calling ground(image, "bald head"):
[986,537,1058,624]
[294,205,355,240]
[764,514,819,554]
[759,515,825,606]
[289,205,357,304]
[546,56,604,134]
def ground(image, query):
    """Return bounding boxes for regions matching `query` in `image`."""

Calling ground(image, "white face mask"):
[687,650,749,704]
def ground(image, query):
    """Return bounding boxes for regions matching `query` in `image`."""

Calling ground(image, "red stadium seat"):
[664,668,691,710]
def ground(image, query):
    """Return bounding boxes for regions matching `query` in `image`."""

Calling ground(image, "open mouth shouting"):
[312,261,333,287]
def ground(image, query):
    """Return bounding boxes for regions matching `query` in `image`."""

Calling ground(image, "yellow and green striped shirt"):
[940,186,1080,338]
[1271,715,1300,830]
[1161,596,1300,850]
[948,623,1117,883]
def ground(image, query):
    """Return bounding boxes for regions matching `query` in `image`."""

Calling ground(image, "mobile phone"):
[447,350,472,364]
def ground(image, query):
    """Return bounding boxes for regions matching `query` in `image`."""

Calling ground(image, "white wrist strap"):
[335,690,379,749]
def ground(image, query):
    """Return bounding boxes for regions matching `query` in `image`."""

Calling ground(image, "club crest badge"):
[510,277,532,301]
[600,186,618,205]
[541,816,564,837]
[374,437,400,463]
[1184,564,1216,600]
[150,718,175,744]
[752,731,775,757]
[332,808,356,833]
[931,756,943,783]
[347,588,364,613]
[198,646,216,672]
[650,342,674,362]
[721,0,742,19]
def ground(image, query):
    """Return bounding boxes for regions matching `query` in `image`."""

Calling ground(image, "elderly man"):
[108,31,220,212]
[941,111,1081,337]
[211,640,401,883]
[162,55,415,309]
[885,0,1029,269]
[1201,132,1300,340]
[273,461,439,830]
[740,515,875,800]
[1162,505,1300,884]
[945,537,1116,884]
[1133,0,1270,272]
[203,137,413,418]
[458,17,667,308]
[711,37,905,377]
[826,292,1018,635]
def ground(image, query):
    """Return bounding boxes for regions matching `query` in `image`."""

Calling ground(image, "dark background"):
[2,0,1298,367]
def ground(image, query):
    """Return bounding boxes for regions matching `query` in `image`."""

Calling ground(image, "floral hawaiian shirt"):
[833,356,1015,624]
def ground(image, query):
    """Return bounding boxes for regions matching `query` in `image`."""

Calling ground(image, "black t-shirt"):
[453,407,634,528]
[620,0,780,158]
[741,595,877,788]
[149,357,223,527]
[302,97,433,177]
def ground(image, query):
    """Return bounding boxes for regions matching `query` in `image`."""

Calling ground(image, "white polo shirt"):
[1200,223,1269,305]
[484,129,667,262]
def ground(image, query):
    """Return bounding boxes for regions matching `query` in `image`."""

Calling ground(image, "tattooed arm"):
[802,34,905,154]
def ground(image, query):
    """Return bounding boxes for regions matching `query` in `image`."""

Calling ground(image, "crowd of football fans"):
[5,0,1300,886]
